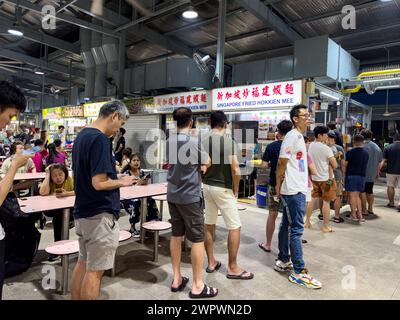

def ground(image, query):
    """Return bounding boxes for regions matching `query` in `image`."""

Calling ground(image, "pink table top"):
[3,172,47,181]
[45,240,79,255]
[142,221,172,231]
[19,183,167,213]
[119,230,132,241]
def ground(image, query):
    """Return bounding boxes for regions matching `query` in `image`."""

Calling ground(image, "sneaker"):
[131,229,140,238]
[248,195,256,200]
[288,268,322,289]
[274,260,293,273]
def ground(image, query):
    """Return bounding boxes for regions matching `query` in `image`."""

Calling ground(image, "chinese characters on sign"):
[153,90,211,113]
[62,105,84,118]
[42,107,63,120]
[83,102,107,117]
[212,80,302,111]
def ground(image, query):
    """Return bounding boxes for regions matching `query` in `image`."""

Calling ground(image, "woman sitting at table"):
[116,147,132,173]
[39,164,74,262]
[44,142,68,167]
[120,153,159,237]
[1,142,36,174]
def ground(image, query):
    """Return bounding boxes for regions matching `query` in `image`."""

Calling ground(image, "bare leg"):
[305,198,316,228]
[366,193,374,213]
[355,192,363,220]
[227,228,251,276]
[334,196,341,219]
[204,224,218,269]
[80,270,104,300]
[170,236,183,289]
[321,200,332,232]
[350,192,357,219]
[388,187,395,206]
[360,192,367,214]
[71,260,86,300]
[262,211,278,251]
[190,242,210,294]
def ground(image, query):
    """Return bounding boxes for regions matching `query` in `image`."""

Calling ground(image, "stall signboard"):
[42,107,63,120]
[212,80,303,111]
[123,97,155,114]
[62,105,84,118]
[83,101,108,117]
[153,90,211,113]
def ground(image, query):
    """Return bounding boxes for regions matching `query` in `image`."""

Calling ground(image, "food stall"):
[83,101,109,124]
[42,107,63,143]
[61,105,87,149]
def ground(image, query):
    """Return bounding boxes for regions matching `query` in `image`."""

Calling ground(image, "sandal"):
[206,261,222,273]
[333,217,344,223]
[258,243,271,253]
[189,284,218,299]
[387,203,395,208]
[171,276,189,292]
[318,213,323,221]
[226,270,254,280]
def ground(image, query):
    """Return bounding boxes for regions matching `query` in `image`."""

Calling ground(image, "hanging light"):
[182,6,198,19]
[34,68,44,75]
[8,28,23,37]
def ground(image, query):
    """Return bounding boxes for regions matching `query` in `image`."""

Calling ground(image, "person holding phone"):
[39,164,75,261]
[1,142,36,174]
[120,153,159,237]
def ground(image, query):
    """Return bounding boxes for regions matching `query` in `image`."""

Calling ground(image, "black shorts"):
[168,201,204,243]
[364,182,374,195]
[250,168,258,180]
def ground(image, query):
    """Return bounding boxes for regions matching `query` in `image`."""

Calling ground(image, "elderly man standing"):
[71,101,136,300]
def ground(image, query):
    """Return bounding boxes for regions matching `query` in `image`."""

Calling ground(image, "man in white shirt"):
[306,126,337,233]
[275,105,322,289]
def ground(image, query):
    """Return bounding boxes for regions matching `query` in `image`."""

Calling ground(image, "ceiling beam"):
[0,68,69,88]
[235,0,302,44]
[225,45,293,61]
[0,48,85,78]
[349,40,400,53]
[0,14,80,55]
[3,0,120,39]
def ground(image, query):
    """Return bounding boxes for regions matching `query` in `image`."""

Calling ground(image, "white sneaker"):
[288,269,322,289]
[274,260,293,273]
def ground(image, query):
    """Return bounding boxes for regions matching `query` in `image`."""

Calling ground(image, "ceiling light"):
[34,68,44,75]
[8,29,23,37]
[380,0,393,2]
[182,6,198,19]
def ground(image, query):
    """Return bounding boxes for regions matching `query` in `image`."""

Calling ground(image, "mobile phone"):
[22,150,35,155]
[55,189,63,194]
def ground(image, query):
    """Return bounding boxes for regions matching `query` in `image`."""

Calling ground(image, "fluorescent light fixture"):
[363,77,399,84]
[84,97,90,101]
[375,85,400,90]
[34,69,44,75]
[380,0,393,2]
[8,29,23,37]
[182,6,198,19]
[320,91,340,101]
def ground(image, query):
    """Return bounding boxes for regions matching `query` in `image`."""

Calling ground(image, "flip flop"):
[206,261,222,273]
[368,211,375,215]
[171,276,189,292]
[387,204,395,208]
[322,228,335,233]
[258,243,271,253]
[333,217,344,223]
[226,270,254,280]
[302,239,308,244]
[189,284,218,299]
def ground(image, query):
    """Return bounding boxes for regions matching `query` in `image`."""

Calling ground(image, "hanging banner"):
[153,90,211,113]
[42,107,63,120]
[83,101,108,117]
[212,80,303,111]
[62,105,84,118]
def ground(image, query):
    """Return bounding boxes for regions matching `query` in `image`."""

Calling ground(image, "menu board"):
[153,90,211,113]
[42,107,63,120]
[83,101,107,117]
[62,105,84,118]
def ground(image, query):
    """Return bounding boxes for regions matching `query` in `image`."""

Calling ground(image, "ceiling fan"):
[383,89,400,117]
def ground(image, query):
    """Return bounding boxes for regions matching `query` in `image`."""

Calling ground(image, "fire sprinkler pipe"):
[342,68,400,93]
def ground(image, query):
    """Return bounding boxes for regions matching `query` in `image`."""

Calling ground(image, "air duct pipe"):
[80,29,95,99]
[92,23,107,98]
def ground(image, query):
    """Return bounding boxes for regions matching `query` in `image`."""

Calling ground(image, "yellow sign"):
[62,105,84,118]
[42,107,62,120]
[83,102,107,117]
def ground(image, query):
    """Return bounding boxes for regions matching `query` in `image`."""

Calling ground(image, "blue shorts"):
[345,175,366,192]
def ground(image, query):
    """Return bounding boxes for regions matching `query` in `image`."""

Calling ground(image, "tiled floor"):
[3,182,400,300]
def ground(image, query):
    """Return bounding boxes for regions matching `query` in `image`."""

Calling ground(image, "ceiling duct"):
[91,23,107,98]
[81,29,95,99]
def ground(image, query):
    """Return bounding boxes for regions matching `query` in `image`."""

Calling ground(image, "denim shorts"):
[345,175,366,192]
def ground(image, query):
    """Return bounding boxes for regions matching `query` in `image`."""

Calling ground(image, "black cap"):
[328,131,336,139]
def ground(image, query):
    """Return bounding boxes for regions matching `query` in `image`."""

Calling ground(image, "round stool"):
[152,194,167,220]
[45,240,79,295]
[142,221,171,262]
[119,230,132,242]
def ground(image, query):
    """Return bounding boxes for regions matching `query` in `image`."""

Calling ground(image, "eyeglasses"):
[297,114,312,119]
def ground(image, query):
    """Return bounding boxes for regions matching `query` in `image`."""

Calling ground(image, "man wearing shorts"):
[202,111,253,280]
[344,135,369,222]
[360,129,382,215]
[327,131,346,223]
[306,126,337,233]
[71,101,135,300]
[379,133,400,210]
[258,120,293,252]
[166,107,218,299]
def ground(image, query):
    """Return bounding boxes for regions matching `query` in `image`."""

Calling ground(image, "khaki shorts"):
[267,186,282,212]
[168,201,204,243]
[312,180,337,202]
[75,213,119,271]
[203,184,242,230]
[387,174,400,188]
[336,179,343,197]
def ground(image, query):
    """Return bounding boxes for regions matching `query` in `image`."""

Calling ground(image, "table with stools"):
[2,172,46,196]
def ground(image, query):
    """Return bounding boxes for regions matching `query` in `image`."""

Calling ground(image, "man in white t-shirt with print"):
[306,126,337,233]
[275,104,322,289]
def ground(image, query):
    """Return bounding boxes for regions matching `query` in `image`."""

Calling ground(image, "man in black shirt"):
[379,133,400,210]
[71,101,135,300]
[258,120,293,252]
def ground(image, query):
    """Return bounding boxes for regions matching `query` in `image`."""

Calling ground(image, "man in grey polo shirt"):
[166,107,218,299]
